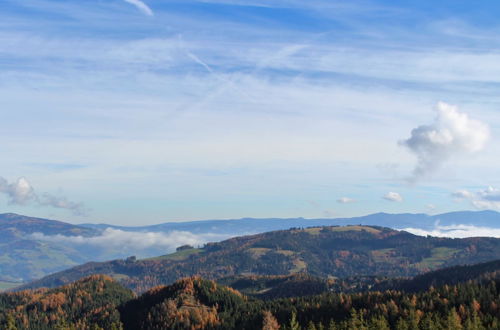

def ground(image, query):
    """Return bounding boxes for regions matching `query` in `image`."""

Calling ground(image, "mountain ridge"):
[18,224,500,293]
[2,210,500,284]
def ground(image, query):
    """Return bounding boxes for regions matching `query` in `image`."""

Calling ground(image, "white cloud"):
[0,176,87,216]
[453,186,500,210]
[383,191,403,202]
[451,189,474,200]
[403,223,500,238]
[478,186,500,201]
[30,228,232,257]
[400,102,490,182]
[0,177,36,205]
[337,197,356,204]
[39,193,89,216]
[123,0,154,16]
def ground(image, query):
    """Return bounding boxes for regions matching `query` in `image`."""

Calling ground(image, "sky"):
[2,0,500,225]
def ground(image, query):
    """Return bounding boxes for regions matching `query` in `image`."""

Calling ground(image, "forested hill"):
[0,275,134,329]
[3,268,500,329]
[19,225,500,293]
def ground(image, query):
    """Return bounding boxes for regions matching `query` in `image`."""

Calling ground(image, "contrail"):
[123,0,154,16]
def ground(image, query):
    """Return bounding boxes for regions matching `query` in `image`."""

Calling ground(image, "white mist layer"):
[402,224,500,238]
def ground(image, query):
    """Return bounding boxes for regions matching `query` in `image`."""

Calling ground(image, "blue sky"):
[1,0,500,225]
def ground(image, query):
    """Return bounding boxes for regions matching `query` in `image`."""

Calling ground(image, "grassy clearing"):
[328,226,381,234]
[290,258,307,273]
[276,250,295,256]
[304,227,322,235]
[147,249,203,261]
[415,247,461,270]
[247,248,272,259]
[0,281,22,292]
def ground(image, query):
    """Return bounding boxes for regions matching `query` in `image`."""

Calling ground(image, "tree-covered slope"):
[3,262,500,329]
[20,225,500,293]
[0,275,134,330]
[119,273,500,330]
[375,258,500,293]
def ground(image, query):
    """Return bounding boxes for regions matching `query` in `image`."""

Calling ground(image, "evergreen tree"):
[262,310,280,330]
[5,313,16,330]
[307,320,317,330]
[445,308,462,330]
[368,315,390,330]
[289,311,301,330]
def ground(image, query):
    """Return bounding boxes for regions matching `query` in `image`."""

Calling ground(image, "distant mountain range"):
[18,225,500,293]
[1,210,500,284]
[79,210,500,234]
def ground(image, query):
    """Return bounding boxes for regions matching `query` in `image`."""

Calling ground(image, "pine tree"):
[5,313,17,330]
[262,310,280,330]
[289,311,301,330]
[368,315,390,330]
[445,308,462,330]
[327,319,337,330]
[396,317,409,330]
[407,309,419,330]
[307,320,317,330]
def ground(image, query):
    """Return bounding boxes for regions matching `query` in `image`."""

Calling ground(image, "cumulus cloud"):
[453,186,500,210]
[0,176,87,216]
[403,223,500,238]
[0,177,36,205]
[123,0,154,16]
[30,229,232,257]
[400,102,489,182]
[337,197,356,204]
[383,191,403,202]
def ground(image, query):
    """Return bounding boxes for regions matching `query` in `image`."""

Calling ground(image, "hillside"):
[3,260,500,329]
[6,270,500,329]
[2,210,500,283]
[375,258,500,293]
[0,275,134,329]
[0,213,98,282]
[119,273,500,329]
[0,213,96,236]
[20,225,500,293]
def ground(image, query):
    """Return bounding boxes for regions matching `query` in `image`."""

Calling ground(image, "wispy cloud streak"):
[123,0,153,16]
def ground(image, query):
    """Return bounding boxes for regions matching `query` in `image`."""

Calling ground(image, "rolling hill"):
[3,210,500,284]
[19,225,500,293]
[0,213,98,282]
